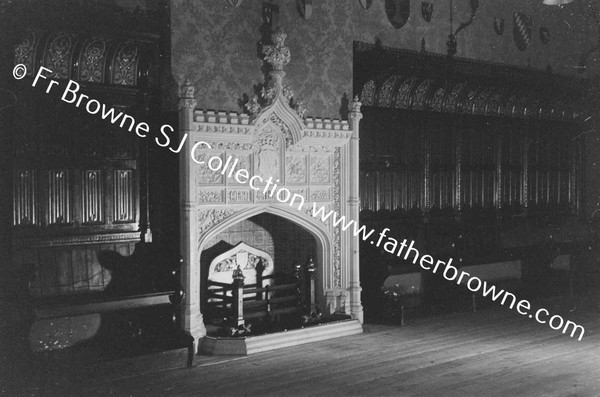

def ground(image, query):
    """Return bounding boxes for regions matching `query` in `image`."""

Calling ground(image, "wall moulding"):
[12,231,141,249]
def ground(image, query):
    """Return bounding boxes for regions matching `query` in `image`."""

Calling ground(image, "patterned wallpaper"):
[169,0,597,118]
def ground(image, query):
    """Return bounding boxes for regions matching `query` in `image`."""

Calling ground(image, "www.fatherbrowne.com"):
[202,150,585,341]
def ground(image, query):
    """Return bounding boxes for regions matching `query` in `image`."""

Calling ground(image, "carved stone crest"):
[256,129,282,180]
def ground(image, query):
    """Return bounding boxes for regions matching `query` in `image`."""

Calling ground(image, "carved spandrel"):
[197,208,240,236]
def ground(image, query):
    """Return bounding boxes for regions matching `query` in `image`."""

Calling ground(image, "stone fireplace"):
[178,28,363,351]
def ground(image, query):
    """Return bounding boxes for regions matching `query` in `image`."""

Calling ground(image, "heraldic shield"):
[385,0,410,29]
[513,12,532,51]
[421,2,433,22]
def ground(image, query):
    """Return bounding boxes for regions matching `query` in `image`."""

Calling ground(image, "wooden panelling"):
[47,170,71,225]
[13,170,36,226]
[360,109,581,217]
[500,129,523,207]
[56,248,74,294]
[38,249,58,297]
[14,241,139,298]
[114,169,135,223]
[86,245,106,292]
[71,247,89,292]
[82,170,103,224]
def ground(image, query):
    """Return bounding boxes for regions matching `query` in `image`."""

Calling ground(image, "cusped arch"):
[198,205,332,269]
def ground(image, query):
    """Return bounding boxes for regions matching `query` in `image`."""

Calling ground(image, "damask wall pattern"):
[169,0,598,119]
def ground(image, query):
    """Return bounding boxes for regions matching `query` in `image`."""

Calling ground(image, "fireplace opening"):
[200,212,333,334]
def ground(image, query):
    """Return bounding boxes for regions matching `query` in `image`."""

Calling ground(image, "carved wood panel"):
[360,109,581,217]
[82,170,103,224]
[113,169,135,223]
[47,170,71,225]
[13,170,36,226]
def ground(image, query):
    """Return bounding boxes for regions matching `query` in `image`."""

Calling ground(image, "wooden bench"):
[457,260,522,312]
[381,272,422,325]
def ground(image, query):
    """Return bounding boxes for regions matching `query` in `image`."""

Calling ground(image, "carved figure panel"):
[285,154,307,185]
[310,154,331,184]
[226,152,252,185]
[196,152,224,185]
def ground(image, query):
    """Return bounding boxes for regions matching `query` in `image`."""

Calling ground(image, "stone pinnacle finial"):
[182,79,194,98]
[263,27,290,72]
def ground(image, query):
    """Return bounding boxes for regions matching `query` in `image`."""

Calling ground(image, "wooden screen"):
[360,108,582,217]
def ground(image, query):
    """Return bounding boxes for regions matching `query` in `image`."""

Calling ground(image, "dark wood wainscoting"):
[354,44,595,319]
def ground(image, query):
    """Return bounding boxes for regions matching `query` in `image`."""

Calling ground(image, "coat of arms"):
[385,0,410,29]
[421,2,433,22]
[513,12,532,51]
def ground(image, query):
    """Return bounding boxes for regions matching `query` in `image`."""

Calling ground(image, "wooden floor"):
[17,299,600,396]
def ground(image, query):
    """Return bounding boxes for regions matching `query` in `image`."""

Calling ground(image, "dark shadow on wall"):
[340,93,349,120]
[97,243,177,297]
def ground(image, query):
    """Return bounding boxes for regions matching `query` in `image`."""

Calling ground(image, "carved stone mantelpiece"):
[179,28,362,348]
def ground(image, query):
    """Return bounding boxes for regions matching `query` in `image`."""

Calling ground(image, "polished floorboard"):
[24,299,600,396]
